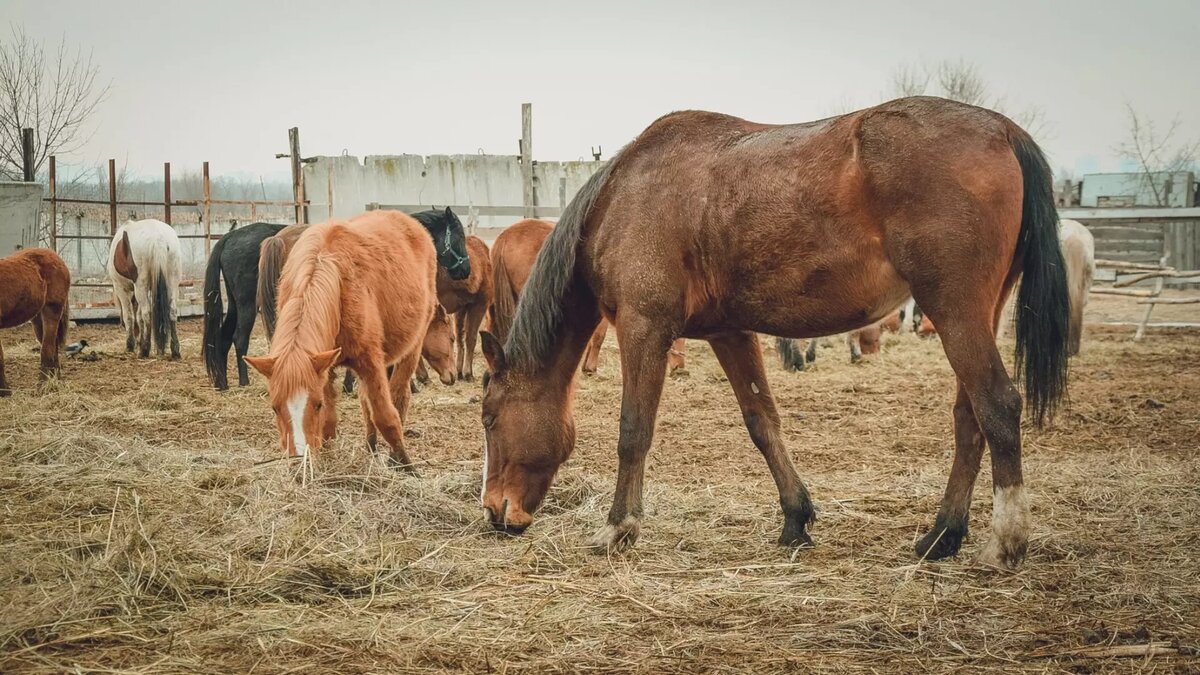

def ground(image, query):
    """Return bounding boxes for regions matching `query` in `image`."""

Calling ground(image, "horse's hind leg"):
[322,367,339,441]
[134,284,152,358]
[232,305,256,386]
[581,319,608,375]
[357,357,415,470]
[459,301,487,382]
[212,305,237,390]
[922,307,1028,569]
[38,304,64,379]
[915,382,985,559]
[709,331,815,546]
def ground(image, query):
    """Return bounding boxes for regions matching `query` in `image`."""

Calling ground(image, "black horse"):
[412,207,471,281]
[203,222,286,390]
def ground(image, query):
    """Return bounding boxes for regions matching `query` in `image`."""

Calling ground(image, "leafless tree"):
[887,59,1046,136]
[0,27,110,180]
[1116,104,1199,206]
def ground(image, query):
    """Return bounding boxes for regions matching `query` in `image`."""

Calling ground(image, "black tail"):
[257,235,286,341]
[1010,127,1070,426]
[776,337,806,372]
[202,238,226,386]
[153,268,171,356]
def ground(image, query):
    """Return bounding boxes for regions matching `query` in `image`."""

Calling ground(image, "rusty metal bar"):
[163,162,172,225]
[48,156,56,250]
[108,159,117,234]
[203,161,212,255]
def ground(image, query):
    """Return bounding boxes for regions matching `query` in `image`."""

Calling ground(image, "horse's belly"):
[690,248,911,339]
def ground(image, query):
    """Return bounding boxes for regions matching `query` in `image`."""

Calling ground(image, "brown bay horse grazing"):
[479,97,1070,570]
[581,319,687,375]
[0,249,71,396]
[244,211,438,466]
[437,235,493,382]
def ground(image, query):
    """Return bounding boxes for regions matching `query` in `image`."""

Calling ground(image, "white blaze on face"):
[480,434,489,504]
[287,392,309,457]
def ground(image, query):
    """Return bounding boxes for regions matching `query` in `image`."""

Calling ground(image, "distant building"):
[1080,171,1195,208]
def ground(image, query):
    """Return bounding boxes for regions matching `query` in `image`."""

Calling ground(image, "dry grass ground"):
[1,296,1198,673]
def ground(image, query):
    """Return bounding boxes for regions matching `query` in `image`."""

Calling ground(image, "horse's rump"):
[489,218,553,348]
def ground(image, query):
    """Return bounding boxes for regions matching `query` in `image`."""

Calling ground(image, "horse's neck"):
[524,293,599,390]
[275,281,342,355]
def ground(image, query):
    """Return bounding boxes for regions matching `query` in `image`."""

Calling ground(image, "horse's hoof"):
[915,525,966,560]
[778,527,814,548]
[975,536,1026,571]
[587,517,640,554]
[386,455,419,475]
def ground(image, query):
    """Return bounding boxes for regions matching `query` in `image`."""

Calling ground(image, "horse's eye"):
[482,414,496,430]
[313,402,323,411]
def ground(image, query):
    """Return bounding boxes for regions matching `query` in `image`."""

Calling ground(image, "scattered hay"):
[1,301,1198,672]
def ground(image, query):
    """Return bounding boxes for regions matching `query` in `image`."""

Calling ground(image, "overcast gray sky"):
[5,0,1198,180]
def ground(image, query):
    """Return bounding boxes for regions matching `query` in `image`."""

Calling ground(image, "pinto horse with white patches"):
[108,219,182,359]
[244,210,438,465]
[478,97,1070,570]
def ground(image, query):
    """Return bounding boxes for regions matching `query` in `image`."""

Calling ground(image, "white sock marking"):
[287,392,309,457]
[991,484,1030,545]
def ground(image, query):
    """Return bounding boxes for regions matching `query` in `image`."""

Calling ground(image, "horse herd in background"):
[2,98,1105,571]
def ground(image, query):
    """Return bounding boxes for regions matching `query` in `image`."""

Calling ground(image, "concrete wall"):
[0,182,44,255]
[302,153,605,237]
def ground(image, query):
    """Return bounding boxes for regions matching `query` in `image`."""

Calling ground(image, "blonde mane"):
[268,226,344,395]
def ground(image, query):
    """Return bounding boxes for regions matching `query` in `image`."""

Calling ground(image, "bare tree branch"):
[1116,104,1199,206]
[0,26,110,180]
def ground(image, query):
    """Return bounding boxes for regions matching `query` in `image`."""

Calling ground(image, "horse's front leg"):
[708,331,815,546]
[356,354,417,471]
[0,337,9,397]
[321,367,340,442]
[588,314,671,553]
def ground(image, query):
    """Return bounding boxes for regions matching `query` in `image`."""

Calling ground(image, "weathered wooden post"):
[48,156,57,250]
[163,162,172,225]
[521,103,534,218]
[203,161,212,255]
[108,159,118,234]
[288,127,308,224]
[21,128,34,181]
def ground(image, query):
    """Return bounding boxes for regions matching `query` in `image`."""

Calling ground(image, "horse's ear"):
[310,348,341,374]
[479,331,506,374]
[444,206,453,217]
[244,355,275,378]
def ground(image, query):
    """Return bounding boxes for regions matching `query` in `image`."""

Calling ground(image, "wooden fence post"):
[521,103,534,218]
[108,159,118,234]
[163,162,172,225]
[203,161,212,255]
[48,156,56,250]
[21,128,34,181]
[288,127,307,224]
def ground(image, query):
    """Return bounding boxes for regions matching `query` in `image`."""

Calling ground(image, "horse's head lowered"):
[422,207,471,281]
[422,304,456,386]
[478,332,575,533]
[245,348,341,456]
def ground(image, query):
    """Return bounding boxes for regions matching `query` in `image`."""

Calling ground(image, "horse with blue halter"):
[478,97,1069,570]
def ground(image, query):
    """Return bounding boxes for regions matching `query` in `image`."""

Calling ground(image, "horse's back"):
[113,219,182,278]
[493,219,553,292]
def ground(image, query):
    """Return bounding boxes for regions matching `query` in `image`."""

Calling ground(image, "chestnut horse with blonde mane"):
[479,97,1070,570]
[244,211,438,465]
[0,248,71,396]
